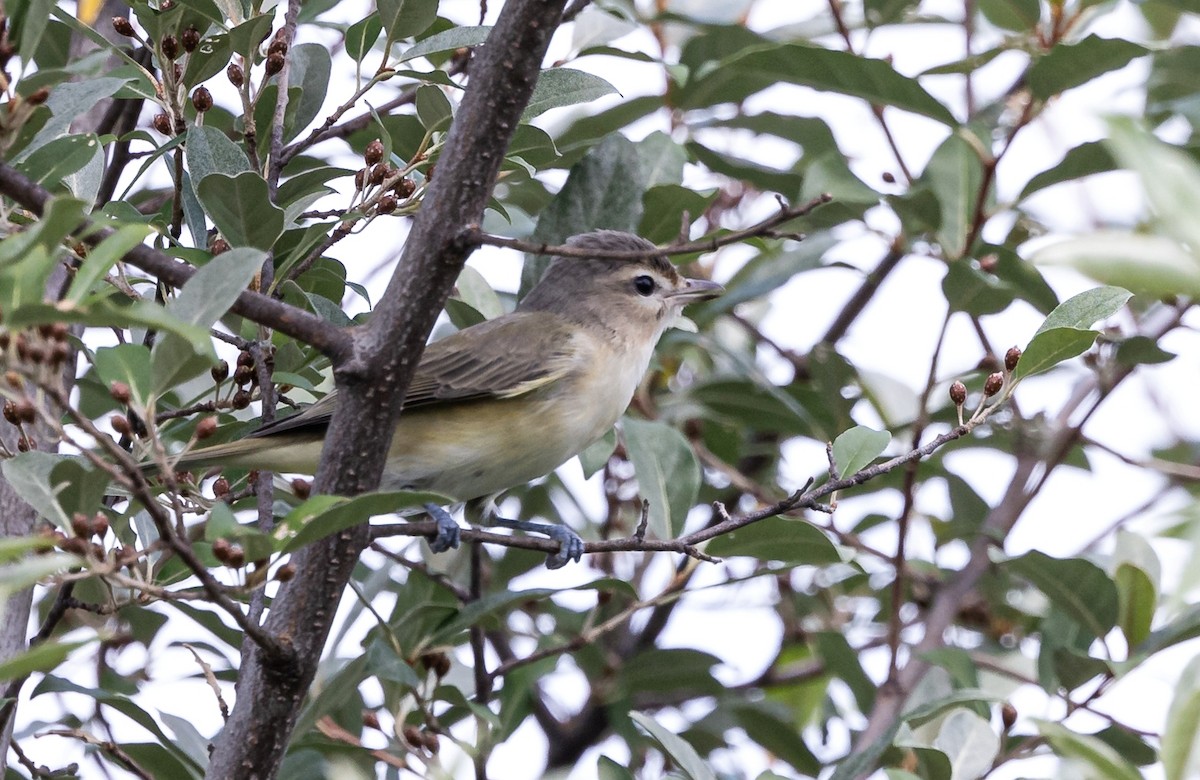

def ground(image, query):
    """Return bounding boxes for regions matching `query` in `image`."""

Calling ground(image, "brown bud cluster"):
[232,389,251,409]
[152,113,172,135]
[274,562,296,581]
[212,538,245,568]
[160,34,179,61]
[949,381,967,407]
[210,237,230,255]
[111,414,132,436]
[212,476,231,498]
[191,86,213,113]
[354,168,366,190]
[226,63,244,88]
[70,512,109,539]
[109,381,132,404]
[393,178,416,198]
[376,195,398,215]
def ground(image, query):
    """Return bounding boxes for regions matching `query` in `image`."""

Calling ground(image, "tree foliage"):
[1,0,1199,778]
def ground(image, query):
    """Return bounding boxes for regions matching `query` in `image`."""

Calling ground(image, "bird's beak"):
[668,277,724,303]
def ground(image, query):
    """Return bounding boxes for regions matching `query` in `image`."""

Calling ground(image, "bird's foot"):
[491,516,584,569]
[424,503,461,553]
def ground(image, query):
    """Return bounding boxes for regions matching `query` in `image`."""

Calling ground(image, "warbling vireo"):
[176,230,722,567]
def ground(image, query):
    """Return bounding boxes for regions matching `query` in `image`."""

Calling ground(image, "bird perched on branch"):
[175,230,723,567]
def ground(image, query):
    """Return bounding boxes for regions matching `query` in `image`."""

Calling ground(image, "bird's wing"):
[246,312,577,439]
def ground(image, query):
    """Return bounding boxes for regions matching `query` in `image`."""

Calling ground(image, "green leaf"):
[279,491,446,553]
[68,223,154,304]
[228,14,275,59]
[932,710,999,780]
[1005,551,1119,637]
[1106,117,1200,255]
[185,125,251,182]
[705,517,842,565]
[415,84,454,132]
[522,133,645,295]
[284,44,333,144]
[17,77,127,160]
[378,0,437,41]
[523,68,618,120]
[398,25,491,63]
[1,451,74,528]
[729,704,820,774]
[1163,655,1200,780]
[813,632,876,712]
[151,247,265,392]
[923,132,985,259]
[1013,286,1132,380]
[345,15,383,63]
[1115,562,1155,648]
[638,184,716,244]
[1019,140,1117,200]
[579,429,617,478]
[631,711,717,780]
[977,0,1041,31]
[1028,36,1148,101]
[832,425,890,478]
[636,131,686,187]
[597,756,636,780]
[686,44,956,126]
[1032,232,1200,299]
[942,260,1016,316]
[1035,720,1142,780]
[454,265,504,320]
[0,637,92,681]
[196,172,285,250]
[622,418,700,539]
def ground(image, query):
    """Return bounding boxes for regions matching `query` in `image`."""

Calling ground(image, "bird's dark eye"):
[633,275,656,296]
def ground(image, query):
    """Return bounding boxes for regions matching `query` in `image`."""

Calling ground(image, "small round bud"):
[354,168,366,190]
[401,725,423,747]
[978,254,999,274]
[364,139,384,166]
[1001,702,1017,731]
[112,16,136,36]
[210,237,230,255]
[13,399,34,424]
[290,478,311,499]
[233,364,254,386]
[92,513,109,538]
[376,195,398,214]
[173,62,183,82]
[882,171,896,184]
[212,476,231,498]
[267,39,288,57]
[265,52,285,76]
[71,512,91,537]
[362,711,380,730]
[152,113,173,135]
[111,414,132,436]
[226,62,244,88]
[117,545,139,566]
[419,651,451,678]
[160,34,179,60]
[274,562,296,581]
[60,535,88,555]
[225,543,245,568]
[421,731,439,754]
[16,435,32,452]
[0,332,9,349]
[109,381,132,404]
[159,0,175,9]
[1004,346,1021,373]
[211,537,232,562]
[425,163,435,181]
[5,371,21,388]
[236,351,254,368]
[983,372,1003,397]
[231,389,251,409]
[949,381,967,407]
[26,87,49,106]
[191,86,213,113]
[2,399,16,424]
[393,178,416,198]
[368,163,387,186]
[211,360,229,383]
[195,416,218,440]
[181,26,200,53]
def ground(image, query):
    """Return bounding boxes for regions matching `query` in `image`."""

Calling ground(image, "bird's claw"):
[424,503,461,553]
[544,526,584,570]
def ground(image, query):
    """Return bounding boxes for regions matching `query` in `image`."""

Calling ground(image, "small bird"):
[176,230,722,567]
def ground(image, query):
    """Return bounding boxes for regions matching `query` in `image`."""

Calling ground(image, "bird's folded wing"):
[246,312,576,440]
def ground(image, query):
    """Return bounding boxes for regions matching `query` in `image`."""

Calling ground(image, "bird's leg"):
[476,500,584,569]
[423,503,461,553]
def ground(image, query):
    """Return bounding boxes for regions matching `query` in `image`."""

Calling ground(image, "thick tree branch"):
[203,2,569,777]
